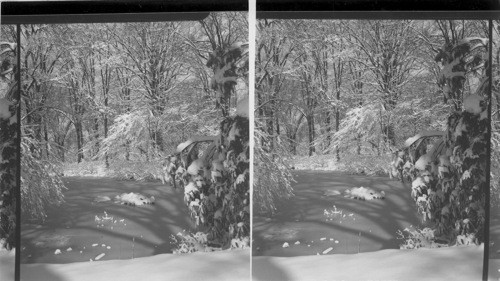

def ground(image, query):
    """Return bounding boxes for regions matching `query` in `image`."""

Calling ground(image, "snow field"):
[0,246,15,281]
[253,245,483,281]
[281,237,339,255]
[21,249,250,281]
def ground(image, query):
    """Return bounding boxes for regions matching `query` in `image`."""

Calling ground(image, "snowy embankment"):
[21,249,249,281]
[253,245,483,281]
[0,247,15,281]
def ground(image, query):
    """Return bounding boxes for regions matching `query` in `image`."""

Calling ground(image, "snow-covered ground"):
[253,245,482,281]
[0,247,15,281]
[291,154,391,176]
[21,249,249,281]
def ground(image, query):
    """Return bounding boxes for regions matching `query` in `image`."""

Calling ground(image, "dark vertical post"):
[15,23,21,281]
[483,19,493,281]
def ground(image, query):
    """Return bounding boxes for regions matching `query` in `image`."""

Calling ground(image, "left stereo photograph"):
[4,11,249,281]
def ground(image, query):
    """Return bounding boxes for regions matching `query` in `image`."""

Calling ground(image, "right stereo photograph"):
[253,18,492,280]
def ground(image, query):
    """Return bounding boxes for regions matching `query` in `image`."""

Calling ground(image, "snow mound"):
[343,187,385,200]
[114,192,155,206]
[21,249,249,281]
[464,94,483,114]
[253,245,482,281]
[0,244,14,281]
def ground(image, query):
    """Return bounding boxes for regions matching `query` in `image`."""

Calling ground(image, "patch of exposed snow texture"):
[114,192,155,206]
[184,182,198,195]
[464,94,483,114]
[412,177,426,189]
[187,159,205,176]
[236,96,249,117]
[227,122,241,142]
[415,154,432,171]
[0,98,12,119]
[323,190,341,196]
[176,140,192,153]
[440,57,465,80]
[343,186,385,200]
[94,195,111,203]
[253,245,482,281]
[214,63,238,85]
[439,155,451,166]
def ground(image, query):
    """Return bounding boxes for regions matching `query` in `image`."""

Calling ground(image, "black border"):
[1,0,248,14]
[2,13,211,25]
[257,11,500,20]
[1,0,246,24]
[256,0,499,11]
[1,1,498,281]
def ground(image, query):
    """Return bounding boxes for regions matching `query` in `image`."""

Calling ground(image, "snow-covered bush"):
[0,41,17,249]
[0,98,17,249]
[408,37,489,244]
[197,116,249,247]
[170,231,211,254]
[170,43,249,250]
[21,138,65,222]
[254,121,294,215]
[397,227,448,249]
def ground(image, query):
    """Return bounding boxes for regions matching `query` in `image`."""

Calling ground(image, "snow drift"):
[0,246,15,281]
[253,245,482,281]
[21,249,249,281]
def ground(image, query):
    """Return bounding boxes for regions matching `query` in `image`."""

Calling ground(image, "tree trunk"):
[93,119,99,157]
[75,120,84,163]
[307,114,315,156]
[104,96,109,168]
[325,111,331,149]
[43,120,49,158]
[290,135,297,155]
